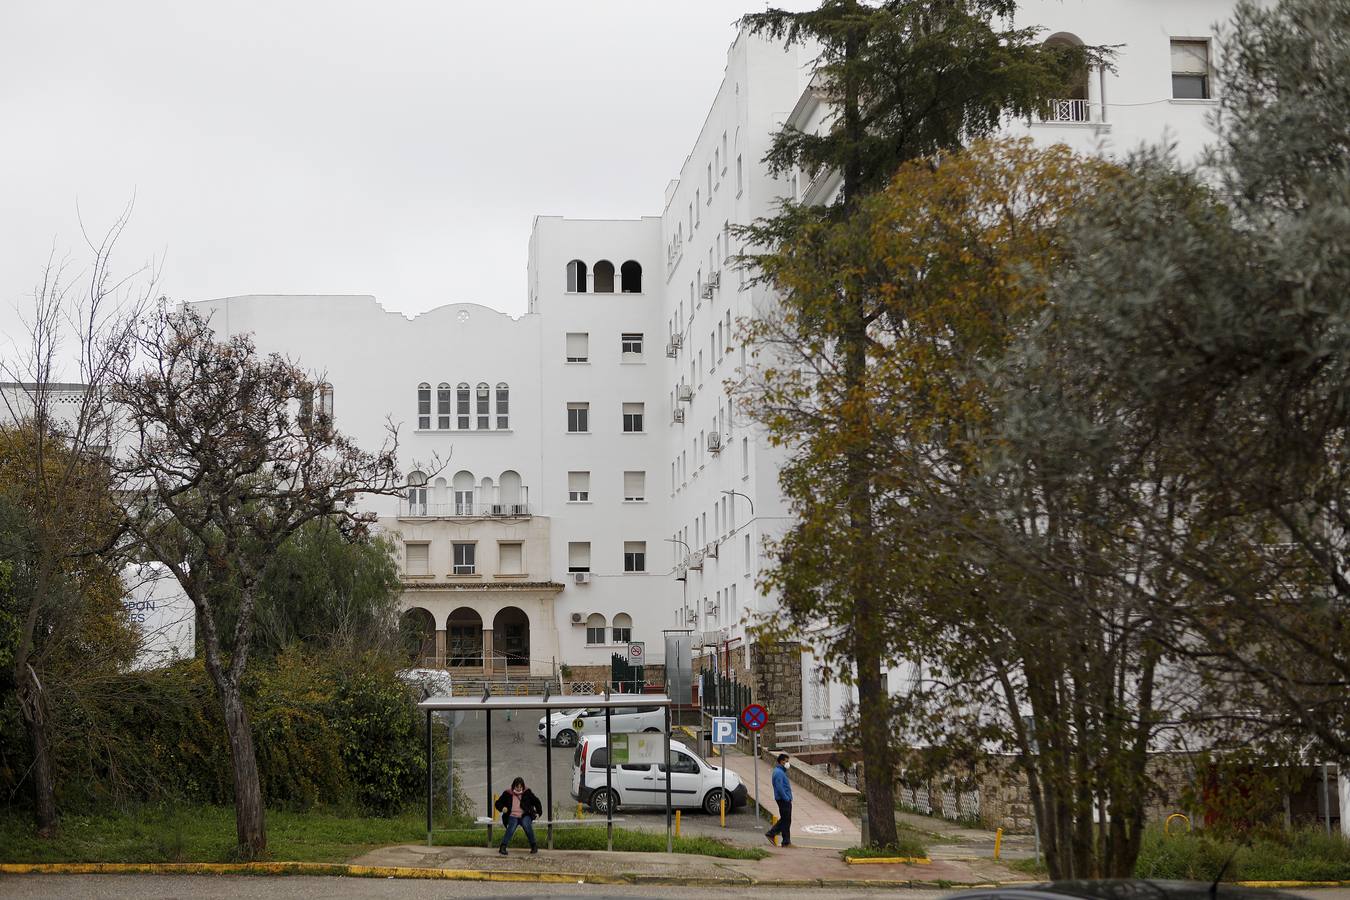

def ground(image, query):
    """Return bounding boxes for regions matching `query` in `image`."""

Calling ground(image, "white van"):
[537,705,665,747]
[570,735,748,815]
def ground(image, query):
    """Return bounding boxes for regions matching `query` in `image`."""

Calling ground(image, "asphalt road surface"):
[445,709,769,844]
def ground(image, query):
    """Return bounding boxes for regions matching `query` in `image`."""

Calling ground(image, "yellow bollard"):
[576,802,583,820]
[720,797,726,828]
[993,827,1004,860]
[675,809,682,837]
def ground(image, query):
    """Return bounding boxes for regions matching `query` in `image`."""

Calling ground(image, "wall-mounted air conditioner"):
[677,385,694,401]
[666,342,678,358]
[672,408,686,423]
[700,283,714,300]
[670,332,684,349]
[710,272,721,289]
[705,542,718,559]
[674,564,688,581]
[573,572,591,585]
[571,612,585,624]
[688,550,705,570]
[707,432,722,453]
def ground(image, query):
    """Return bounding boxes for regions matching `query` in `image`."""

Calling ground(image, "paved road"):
[0,876,952,900]
[447,710,769,845]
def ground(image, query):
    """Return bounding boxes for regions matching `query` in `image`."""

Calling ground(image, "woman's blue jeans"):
[501,814,537,849]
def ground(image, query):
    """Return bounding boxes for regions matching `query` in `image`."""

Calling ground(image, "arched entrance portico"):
[447,607,484,668]
[492,606,530,672]
[400,607,436,666]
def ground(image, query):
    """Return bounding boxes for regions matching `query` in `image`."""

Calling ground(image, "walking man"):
[765,753,793,847]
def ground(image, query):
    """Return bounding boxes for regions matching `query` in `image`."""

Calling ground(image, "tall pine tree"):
[738,0,1103,846]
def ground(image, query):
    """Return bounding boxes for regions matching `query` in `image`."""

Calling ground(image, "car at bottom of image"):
[570,734,748,815]
[537,705,665,746]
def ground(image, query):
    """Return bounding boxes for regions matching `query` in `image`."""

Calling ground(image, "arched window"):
[499,470,522,508]
[496,383,509,429]
[585,613,607,645]
[476,382,490,429]
[593,260,615,293]
[417,383,430,430]
[621,261,642,293]
[456,382,470,429]
[437,382,451,429]
[612,613,632,644]
[566,259,588,293]
[407,470,428,515]
[1043,33,1090,121]
[452,470,475,516]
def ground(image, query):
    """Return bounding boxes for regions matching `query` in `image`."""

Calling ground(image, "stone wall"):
[749,640,802,728]
[561,663,666,695]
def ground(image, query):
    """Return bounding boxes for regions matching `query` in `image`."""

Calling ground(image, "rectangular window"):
[498,541,523,575]
[741,437,749,477]
[567,402,589,433]
[707,162,712,196]
[476,384,490,429]
[612,622,632,644]
[624,540,647,573]
[586,623,606,645]
[695,190,700,223]
[736,155,743,194]
[744,533,752,576]
[568,541,591,573]
[621,332,643,356]
[405,542,429,577]
[568,470,590,502]
[624,470,645,502]
[456,385,470,430]
[452,542,476,575]
[454,489,474,516]
[437,384,451,430]
[418,386,431,430]
[496,384,509,429]
[1171,39,1211,99]
[566,332,589,363]
[622,402,644,433]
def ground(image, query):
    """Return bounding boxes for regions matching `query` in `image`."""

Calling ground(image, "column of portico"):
[482,627,494,676]
[434,629,447,667]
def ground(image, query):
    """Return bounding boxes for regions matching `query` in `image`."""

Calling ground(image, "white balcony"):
[400,501,532,518]
[1037,98,1095,124]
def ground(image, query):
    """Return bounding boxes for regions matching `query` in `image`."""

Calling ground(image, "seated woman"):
[494,776,544,855]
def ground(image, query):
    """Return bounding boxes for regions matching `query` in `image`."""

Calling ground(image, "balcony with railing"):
[1036,98,1097,125]
[400,501,533,518]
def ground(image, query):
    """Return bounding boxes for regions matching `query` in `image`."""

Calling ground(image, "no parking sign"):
[627,642,645,663]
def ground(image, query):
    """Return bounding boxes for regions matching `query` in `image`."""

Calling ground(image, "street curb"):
[2,863,1348,890]
[845,856,932,865]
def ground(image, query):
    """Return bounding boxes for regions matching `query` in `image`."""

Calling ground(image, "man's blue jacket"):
[772,765,793,802]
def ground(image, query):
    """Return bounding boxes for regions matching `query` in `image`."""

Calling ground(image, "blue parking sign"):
[712,716,738,745]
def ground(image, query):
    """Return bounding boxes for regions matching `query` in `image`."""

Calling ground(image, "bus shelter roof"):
[417,692,672,712]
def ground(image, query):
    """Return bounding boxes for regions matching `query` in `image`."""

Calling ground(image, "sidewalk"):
[718,748,861,850]
[349,843,1027,887]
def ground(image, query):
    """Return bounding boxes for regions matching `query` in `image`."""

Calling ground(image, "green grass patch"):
[1000,826,1350,883]
[437,823,766,860]
[0,805,765,864]
[1134,826,1350,882]
[843,822,929,860]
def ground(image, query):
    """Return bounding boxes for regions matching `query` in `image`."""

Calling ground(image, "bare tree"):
[114,305,405,857]
[0,204,152,835]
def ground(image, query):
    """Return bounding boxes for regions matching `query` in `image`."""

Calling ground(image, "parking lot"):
[442,707,772,845]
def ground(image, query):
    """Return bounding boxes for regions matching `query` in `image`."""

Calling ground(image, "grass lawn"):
[1009,826,1350,882]
[0,805,765,864]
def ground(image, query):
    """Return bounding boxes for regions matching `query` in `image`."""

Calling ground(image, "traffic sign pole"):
[753,730,760,824]
[738,703,768,826]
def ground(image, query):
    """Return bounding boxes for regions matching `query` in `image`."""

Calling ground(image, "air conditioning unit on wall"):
[704,542,718,559]
[571,612,585,624]
[573,572,591,585]
[672,408,685,423]
[707,432,722,453]
[700,283,714,300]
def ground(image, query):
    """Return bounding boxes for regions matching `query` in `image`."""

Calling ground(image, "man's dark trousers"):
[768,800,792,845]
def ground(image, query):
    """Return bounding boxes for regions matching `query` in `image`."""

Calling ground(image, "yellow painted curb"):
[844,856,932,865]
[1236,881,1350,889]
[0,862,626,884]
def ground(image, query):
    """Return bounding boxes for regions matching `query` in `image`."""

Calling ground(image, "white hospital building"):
[193,0,1243,721]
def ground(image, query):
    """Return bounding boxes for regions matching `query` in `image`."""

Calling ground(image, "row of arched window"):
[417,382,508,430]
[566,260,642,294]
[585,612,633,645]
[406,469,527,516]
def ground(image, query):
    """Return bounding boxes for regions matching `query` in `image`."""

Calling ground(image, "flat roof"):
[417,693,671,712]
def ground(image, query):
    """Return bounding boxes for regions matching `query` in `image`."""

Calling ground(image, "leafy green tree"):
[1002,0,1350,763]
[737,0,1107,846]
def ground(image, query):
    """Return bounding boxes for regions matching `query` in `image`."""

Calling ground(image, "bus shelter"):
[417,690,676,852]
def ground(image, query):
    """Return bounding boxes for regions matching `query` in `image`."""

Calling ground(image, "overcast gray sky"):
[0,0,813,348]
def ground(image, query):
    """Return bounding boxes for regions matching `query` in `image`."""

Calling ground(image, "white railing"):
[400,501,532,518]
[773,718,844,750]
[1039,98,1093,123]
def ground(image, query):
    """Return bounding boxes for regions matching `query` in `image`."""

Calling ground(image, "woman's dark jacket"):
[495,788,543,821]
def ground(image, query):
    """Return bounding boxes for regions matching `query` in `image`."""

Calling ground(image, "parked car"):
[537,705,664,747]
[570,734,747,815]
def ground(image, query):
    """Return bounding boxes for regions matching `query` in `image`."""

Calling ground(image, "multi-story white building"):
[193,0,1243,709]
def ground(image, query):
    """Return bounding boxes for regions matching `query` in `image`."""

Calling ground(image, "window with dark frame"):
[622,402,644,433]
[1171,39,1211,99]
[623,540,646,573]
[452,542,476,575]
[621,333,643,356]
[496,383,509,429]
[437,383,451,429]
[476,382,490,429]
[567,402,589,433]
[456,383,470,429]
[417,383,431,430]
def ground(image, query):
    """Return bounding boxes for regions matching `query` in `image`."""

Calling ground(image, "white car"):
[537,705,665,747]
[570,734,748,815]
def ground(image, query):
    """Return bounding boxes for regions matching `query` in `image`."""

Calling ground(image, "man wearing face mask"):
[765,753,793,847]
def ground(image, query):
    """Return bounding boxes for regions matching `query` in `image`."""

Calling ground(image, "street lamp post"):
[664,537,693,628]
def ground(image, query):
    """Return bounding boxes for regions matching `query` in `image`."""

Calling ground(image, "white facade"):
[191,2,1245,687]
